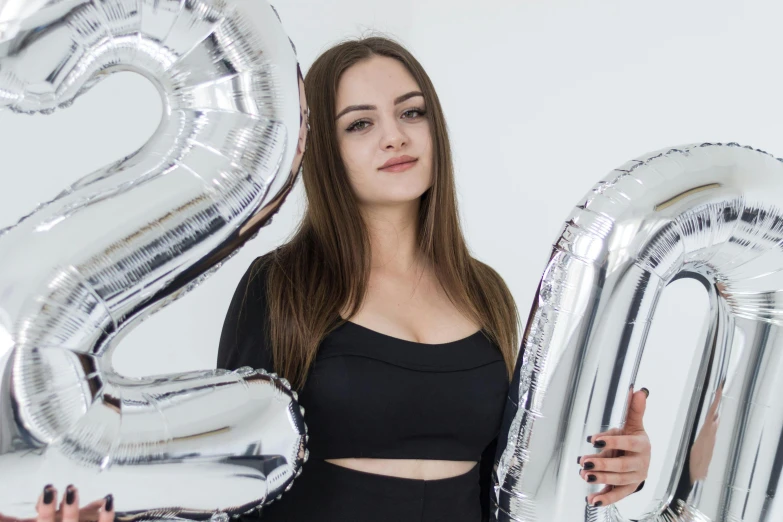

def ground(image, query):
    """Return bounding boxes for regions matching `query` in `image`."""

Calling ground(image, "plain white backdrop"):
[1,0,781,517]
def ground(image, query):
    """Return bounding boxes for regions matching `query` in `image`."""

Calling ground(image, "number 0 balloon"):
[492,143,783,521]
[0,0,308,519]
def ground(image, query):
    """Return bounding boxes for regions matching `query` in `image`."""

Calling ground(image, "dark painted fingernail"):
[104,494,113,512]
[641,387,649,398]
[65,485,75,505]
[634,480,646,493]
[577,456,581,464]
[587,474,596,482]
[593,439,606,448]
[595,500,603,507]
[43,485,54,505]
[585,496,589,504]
[584,461,595,470]
[586,435,592,443]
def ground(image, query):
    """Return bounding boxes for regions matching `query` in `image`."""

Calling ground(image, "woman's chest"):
[340,270,481,345]
[302,354,508,425]
[293,327,509,458]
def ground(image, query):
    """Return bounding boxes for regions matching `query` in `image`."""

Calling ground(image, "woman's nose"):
[379,119,408,149]
[381,129,407,150]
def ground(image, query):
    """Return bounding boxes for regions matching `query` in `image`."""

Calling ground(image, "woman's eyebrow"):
[335,91,423,121]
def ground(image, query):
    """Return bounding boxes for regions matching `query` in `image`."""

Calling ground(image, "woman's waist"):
[323,456,478,481]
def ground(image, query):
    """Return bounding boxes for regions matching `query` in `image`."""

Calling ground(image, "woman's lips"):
[379,159,417,172]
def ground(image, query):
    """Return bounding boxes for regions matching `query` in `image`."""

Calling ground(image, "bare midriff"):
[323,458,478,480]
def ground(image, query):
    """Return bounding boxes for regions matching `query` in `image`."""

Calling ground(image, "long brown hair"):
[253,35,521,390]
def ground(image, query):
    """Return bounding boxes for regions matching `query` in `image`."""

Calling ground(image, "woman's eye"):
[346,120,370,132]
[403,108,426,119]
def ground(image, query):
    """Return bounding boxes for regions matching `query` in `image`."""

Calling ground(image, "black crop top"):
[216,253,510,519]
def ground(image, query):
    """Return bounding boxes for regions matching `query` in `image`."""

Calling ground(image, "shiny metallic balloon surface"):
[492,143,783,521]
[0,0,309,519]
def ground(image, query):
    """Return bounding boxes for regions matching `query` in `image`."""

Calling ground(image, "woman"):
[215,35,651,520]
[31,36,650,522]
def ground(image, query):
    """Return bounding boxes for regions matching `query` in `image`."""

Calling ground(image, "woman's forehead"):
[336,57,420,105]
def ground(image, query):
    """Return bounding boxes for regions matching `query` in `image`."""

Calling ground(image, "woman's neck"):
[360,199,423,274]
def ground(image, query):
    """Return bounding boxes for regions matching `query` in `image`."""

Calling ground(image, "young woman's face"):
[334,55,433,208]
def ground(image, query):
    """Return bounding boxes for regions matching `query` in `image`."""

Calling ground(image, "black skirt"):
[246,458,482,521]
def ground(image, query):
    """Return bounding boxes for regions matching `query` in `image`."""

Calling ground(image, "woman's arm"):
[217,254,274,373]
[479,436,498,522]
[215,255,276,521]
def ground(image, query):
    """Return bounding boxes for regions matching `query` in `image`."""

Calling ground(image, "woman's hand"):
[577,387,651,507]
[0,484,115,522]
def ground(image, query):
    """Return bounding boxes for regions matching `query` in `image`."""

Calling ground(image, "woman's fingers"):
[580,454,645,474]
[588,482,638,506]
[36,485,57,522]
[60,485,78,522]
[30,485,113,522]
[586,427,622,441]
[585,484,613,507]
[76,499,106,522]
[589,433,650,453]
[97,495,114,522]
[579,467,645,486]
[624,389,648,433]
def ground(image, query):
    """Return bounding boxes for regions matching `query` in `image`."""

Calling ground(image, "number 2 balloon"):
[0,0,309,519]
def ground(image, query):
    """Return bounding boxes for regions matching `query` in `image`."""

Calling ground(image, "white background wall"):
[2,0,782,516]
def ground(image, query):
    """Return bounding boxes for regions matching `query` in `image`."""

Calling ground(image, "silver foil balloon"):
[0,0,309,519]
[492,142,783,521]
